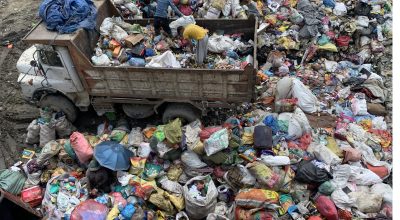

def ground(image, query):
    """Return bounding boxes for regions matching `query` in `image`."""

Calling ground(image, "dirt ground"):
[0,0,43,169]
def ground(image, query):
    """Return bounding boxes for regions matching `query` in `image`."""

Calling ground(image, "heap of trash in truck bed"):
[1,0,393,219]
[90,16,255,69]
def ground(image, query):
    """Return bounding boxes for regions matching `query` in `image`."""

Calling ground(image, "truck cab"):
[16,0,257,123]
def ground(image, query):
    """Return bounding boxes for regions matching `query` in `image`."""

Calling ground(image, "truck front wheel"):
[162,103,200,124]
[39,95,78,122]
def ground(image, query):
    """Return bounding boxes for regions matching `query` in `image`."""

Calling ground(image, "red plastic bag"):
[338,209,352,220]
[298,133,312,150]
[21,186,43,207]
[315,195,339,220]
[308,216,323,220]
[199,126,223,141]
[71,199,108,220]
[366,163,388,179]
[70,132,93,164]
[336,36,351,47]
[179,5,193,16]
[235,206,276,220]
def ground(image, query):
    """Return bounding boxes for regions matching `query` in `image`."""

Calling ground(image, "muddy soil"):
[0,0,42,168]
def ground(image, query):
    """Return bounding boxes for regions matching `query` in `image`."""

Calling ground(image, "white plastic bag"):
[307,142,342,166]
[204,7,221,19]
[371,183,392,204]
[292,79,319,113]
[39,123,56,147]
[100,17,128,42]
[351,93,368,115]
[324,60,338,73]
[26,119,40,144]
[159,176,183,195]
[208,34,236,53]
[331,189,356,211]
[184,120,202,150]
[333,2,347,16]
[169,15,196,37]
[260,155,290,166]
[183,176,218,220]
[372,116,387,130]
[146,50,181,68]
[128,127,144,146]
[91,54,111,66]
[356,16,370,28]
[204,128,229,156]
[349,190,382,213]
[349,165,382,185]
[181,150,207,169]
[138,142,151,158]
[222,0,232,16]
[275,77,294,100]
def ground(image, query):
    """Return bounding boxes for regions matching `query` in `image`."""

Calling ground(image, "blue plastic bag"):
[263,115,279,135]
[128,57,146,67]
[121,203,136,219]
[323,0,336,8]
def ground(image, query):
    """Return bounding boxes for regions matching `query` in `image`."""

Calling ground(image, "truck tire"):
[39,95,78,122]
[162,103,200,124]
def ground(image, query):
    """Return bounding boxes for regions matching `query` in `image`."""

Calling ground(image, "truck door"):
[38,48,78,93]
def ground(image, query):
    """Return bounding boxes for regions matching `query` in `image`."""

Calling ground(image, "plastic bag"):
[54,115,76,138]
[164,118,183,144]
[260,155,290,166]
[371,183,392,204]
[0,169,26,195]
[315,195,339,220]
[246,161,280,189]
[205,7,221,19]
[292,79,319,113]
[36,140,62,165]
[318,181,335,195]
[138,142,151,158]
[307,142,342,166]
[159,176,183,195]
[333,2,347,16]
[348,190,382,213]
[146,50,181,68]
[183,176,218,219]
[351,93,368,115]
[235,188,279,209]
[170,15,196,36]
[100,17,128,42]
[128,127,143,147]
[40,123,56,147]
[204,128,229,156]
[222,0,232,16]
[70,199,108,220]
[21,186,43,207]
[253,125,272,149]
[70,132,93,164]
[26,119,40,144]
[208,34,236,53]
[181,150,207,169]
[372,116,387,130]
[294,160,332,184]
[342,147,361,162]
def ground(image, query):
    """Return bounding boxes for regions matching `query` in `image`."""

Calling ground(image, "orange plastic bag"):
[70,132,93,164]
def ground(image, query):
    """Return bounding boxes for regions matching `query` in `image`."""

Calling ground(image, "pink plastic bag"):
[179,5,193,16]
[315,195,339,220]
[199,126,223,141]
[70,132,93,164]
[70,199,108,220]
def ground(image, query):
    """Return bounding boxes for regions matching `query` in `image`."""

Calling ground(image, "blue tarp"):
[39,0,97,34]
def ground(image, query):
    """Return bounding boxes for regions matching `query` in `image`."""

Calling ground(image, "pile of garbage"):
[0,0,393,219]
[111,0,257,20]
[91,16,254,69]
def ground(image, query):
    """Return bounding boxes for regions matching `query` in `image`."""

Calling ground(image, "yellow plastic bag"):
[149,189,175,214]
[326,136,343,157]
[167,164,183,181]
[129,157,147,175]
[107,205,120,220]
[265,15,277,25]
[120,134,129,145]
[242,132,253,145]
[190,140,205,155]
[318,43,338,52]
[277,37,299,50]
[166,192,185,211]
[212,0,226,10]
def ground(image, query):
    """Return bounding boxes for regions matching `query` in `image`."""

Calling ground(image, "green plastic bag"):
[0,169,26,195]
[110,129,127,142]
[154,125,166,142]
[164,118,182,144]
[318,181,335,195]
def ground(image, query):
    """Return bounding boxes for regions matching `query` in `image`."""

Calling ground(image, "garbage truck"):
[17,0,258,123]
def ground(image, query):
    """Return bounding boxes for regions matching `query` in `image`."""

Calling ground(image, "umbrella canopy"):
[94,141,134,171]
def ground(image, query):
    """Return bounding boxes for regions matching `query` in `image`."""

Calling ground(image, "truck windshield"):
[39,50,63,67]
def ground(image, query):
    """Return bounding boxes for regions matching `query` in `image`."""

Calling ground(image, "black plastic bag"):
[253,125,273,149]
[294,160,332,184]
